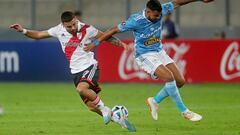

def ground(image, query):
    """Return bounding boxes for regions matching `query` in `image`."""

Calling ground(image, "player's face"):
[63,17,78,35]
[146,9,161,22]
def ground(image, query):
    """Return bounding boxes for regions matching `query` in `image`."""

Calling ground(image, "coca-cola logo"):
[220,42,240,80]
[118,42,190,80]
[118,43,149,80]
[164,42,190,75]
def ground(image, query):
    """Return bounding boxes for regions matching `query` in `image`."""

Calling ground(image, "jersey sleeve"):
[162,2,175,16]
[117,16,137,32]
[87,25,98,39]
[47,25,59,37]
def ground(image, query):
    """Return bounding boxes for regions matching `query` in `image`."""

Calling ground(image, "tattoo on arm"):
[107,36,123,47]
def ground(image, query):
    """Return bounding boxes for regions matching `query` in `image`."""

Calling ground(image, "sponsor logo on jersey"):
[144,36,160,46]
[140,27,161,38]
[64,42,81,47]
[121,21,126,26]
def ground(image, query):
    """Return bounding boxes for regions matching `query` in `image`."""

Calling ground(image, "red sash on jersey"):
[64,25,90,62]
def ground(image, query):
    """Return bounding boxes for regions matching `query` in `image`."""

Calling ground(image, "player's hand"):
[84,43,96,52]
[202,0,214,3]
[9,24,24,32]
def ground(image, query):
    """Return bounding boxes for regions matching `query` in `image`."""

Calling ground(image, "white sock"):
[92,96,105,110]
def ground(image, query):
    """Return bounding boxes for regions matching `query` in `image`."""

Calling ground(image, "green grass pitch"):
[0,83,240,135]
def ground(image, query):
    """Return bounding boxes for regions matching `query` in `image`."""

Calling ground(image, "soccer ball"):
[111,105,129,121]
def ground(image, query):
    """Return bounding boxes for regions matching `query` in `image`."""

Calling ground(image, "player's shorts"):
[72,64,101,103]
[135,50,174,79]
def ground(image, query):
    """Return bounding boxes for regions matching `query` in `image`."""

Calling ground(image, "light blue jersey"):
[118,2,174,57]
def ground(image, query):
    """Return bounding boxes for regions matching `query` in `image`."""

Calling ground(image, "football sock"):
[164,81,187,112]
[92,96,105,110]
[154,86,169,104]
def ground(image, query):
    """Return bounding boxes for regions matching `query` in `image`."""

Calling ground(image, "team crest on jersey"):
[121,21,126,25]
[61,33,65,37]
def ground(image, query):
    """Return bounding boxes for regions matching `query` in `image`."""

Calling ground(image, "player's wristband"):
[22,29,27,34]
[93,39,100,46]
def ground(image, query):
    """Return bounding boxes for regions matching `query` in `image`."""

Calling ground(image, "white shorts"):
[135,50,174,79]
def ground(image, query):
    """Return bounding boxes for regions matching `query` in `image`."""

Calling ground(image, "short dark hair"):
[61,11,75,23]
[146,0,162,12]
[74,11,82,16]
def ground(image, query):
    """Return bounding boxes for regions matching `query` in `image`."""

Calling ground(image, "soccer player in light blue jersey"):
[85,0,213,122]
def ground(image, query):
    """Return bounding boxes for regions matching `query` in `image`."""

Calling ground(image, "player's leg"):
[80,95,102,116]
[150,64,188,114]
[165,63,202,121]
[136,53,167,120]
[76,82,111,124]
[76,82,97,101]
[135,52,182,119]
[153,66,201,121]
[165,62,185,88]
[140,51,202,121]
[147,51,186,111]
[73,64,111,124]
[82,84,103,116]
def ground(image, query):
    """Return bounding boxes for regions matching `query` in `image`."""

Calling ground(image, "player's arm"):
[96,30,127,47]
[84,26,124,52]
[97,26,120,43]
[99,30,131,51]
[10,24,51,39]
[84,16,136,52]
[172,0,214,9]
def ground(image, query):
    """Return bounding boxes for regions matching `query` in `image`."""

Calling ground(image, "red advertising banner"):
[96,39,240,83]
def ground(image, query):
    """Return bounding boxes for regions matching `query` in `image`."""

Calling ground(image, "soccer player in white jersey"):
[85,0,213,122]
[10,11,135,131]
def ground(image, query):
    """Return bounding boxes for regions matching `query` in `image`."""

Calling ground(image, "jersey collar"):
[142,9,162,23]
[77,21,82,32]
[142,9,151,22]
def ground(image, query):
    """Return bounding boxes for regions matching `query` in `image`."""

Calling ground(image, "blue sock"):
[154,87,169,104]
[164,81,187,113]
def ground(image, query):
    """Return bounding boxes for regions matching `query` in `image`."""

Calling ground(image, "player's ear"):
[146,9,151,15]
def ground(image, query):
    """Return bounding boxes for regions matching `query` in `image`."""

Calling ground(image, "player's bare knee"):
[155,69,174,82]
[76,87,85,95]
[177,79,185,88]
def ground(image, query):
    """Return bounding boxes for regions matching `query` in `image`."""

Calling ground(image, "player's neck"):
[144,11,151,22]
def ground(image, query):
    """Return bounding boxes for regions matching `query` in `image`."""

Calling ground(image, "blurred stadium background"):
[0,0,240,39]
[0,0,240,135]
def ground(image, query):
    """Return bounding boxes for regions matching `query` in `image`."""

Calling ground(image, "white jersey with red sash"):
[47,21,98,74]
